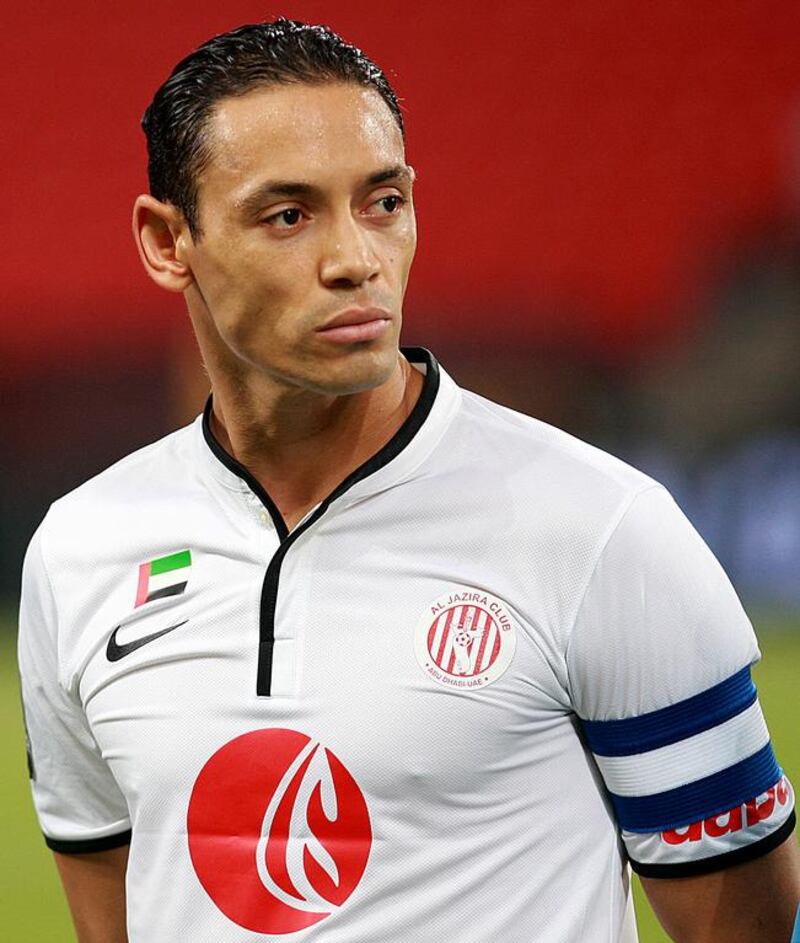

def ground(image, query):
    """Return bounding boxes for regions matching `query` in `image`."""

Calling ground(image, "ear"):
[132,194,194,293]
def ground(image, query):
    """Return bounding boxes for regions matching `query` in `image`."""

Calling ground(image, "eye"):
[263,207,305,229]
[367,194,405,217]
[379,195,403,214]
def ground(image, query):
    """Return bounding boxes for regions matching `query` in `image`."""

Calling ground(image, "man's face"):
[181,81,416,396]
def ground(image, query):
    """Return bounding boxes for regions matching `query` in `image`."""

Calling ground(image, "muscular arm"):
[54,845,129,943]
[641,833,800,942]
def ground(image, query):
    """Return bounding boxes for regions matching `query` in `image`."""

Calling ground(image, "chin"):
[299,343,399,396]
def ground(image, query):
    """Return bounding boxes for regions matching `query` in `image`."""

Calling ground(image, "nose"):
[319,212,380,289]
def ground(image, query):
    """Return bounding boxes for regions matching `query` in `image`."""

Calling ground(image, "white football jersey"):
[18,349,794,943]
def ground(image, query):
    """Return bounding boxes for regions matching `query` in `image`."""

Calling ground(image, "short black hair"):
[142,18,404,238]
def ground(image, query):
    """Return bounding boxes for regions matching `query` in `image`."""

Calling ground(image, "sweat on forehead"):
[207,83,403,161]
[193,84,407,215]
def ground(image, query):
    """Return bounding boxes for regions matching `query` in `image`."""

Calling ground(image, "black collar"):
[201,347,440,540]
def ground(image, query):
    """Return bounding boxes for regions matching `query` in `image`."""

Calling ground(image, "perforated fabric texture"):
[18,356,788,942]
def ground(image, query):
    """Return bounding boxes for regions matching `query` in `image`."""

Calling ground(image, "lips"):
[318,306,391,330]
[316,307,392,344]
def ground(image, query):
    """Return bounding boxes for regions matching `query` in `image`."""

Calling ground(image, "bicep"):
[54,845,130,943]
[640,832,800,943]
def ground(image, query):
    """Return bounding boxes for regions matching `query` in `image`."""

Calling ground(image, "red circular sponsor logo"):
[187,729,372,934]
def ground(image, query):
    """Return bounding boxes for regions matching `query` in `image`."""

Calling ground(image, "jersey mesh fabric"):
[17,353,793,942]
[19,527,131,845]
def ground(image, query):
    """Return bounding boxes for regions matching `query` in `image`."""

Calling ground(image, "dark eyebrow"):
[365,164,413,186]
[236,164,412,217]
[236,181,320,216]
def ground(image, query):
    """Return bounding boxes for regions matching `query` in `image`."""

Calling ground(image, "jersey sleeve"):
[17,522,132,853]
[566,485,795,877]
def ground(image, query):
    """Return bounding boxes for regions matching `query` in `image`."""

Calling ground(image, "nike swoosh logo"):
[106,620,188,662]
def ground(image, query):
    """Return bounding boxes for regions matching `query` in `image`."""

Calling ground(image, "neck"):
[207,353,424,531]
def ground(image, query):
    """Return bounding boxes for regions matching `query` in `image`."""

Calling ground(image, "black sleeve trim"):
[45,828,132,855]
[631,809,796,878]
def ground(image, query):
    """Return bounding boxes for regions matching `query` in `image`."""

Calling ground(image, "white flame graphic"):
[256,741,341,913]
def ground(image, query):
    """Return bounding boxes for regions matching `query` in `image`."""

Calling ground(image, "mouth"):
[315,307,392,344]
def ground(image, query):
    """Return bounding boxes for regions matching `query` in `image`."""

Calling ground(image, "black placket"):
[202,348,440,695]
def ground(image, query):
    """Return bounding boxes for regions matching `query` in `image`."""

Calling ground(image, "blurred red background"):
[3,2,800,605]
[4,0,800,374]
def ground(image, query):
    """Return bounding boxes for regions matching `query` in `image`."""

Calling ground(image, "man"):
[17,18,799,943]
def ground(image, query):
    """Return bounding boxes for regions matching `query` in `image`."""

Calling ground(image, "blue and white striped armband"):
[580,666,796,876]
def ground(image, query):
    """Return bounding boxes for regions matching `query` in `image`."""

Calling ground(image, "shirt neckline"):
[196,347,459,538]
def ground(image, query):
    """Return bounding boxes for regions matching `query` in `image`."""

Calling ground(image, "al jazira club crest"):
[414,587,517,689]
[187,729,372,934]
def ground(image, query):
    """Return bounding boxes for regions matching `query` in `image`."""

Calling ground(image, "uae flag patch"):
[135,550,191,607]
